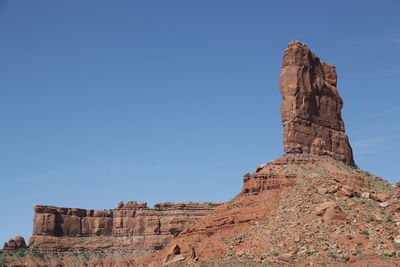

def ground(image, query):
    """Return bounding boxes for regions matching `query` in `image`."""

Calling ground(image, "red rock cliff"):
[279,41,354,165]
[29,201,222,252]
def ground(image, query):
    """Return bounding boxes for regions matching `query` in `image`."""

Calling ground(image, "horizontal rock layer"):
[29,201,222,251]
[241,154,315,194]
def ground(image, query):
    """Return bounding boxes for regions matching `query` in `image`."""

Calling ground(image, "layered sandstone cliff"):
[280,41,354,165]
[28,201,222,252]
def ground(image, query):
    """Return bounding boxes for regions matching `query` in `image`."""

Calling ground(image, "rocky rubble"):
[141,155,400,266]
[239,158,400,264]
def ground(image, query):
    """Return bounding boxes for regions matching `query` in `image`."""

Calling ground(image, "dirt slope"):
[141,155,400,266]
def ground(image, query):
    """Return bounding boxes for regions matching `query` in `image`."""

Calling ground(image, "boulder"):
[379,202,390,208]
[163,244,185,265]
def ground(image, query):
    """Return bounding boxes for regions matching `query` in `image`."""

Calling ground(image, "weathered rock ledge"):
[28,201,222,251]
[3,236,26,251]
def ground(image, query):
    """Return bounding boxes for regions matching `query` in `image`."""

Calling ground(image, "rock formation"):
[29,201,222,252]
[280,40,354,165]
[3,236,26,250]
[241,154,310,194]
[139,42,399,266]
[3,41,400,267]
[142,155,400,266]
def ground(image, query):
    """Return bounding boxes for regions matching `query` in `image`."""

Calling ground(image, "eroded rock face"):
[29,201,222,252]
[3,236,26,250]
[241,154,322,194]
[280,40,354,165]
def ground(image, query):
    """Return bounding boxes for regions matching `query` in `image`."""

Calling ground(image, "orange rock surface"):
[280,41,354,165]
[28,201,222,252]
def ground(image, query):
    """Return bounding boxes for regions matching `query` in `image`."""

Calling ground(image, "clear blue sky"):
[1,0,399,242]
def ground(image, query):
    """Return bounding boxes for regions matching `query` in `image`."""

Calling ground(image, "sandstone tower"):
[279,41,354,165]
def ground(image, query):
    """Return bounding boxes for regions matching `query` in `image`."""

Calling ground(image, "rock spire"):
[279,41,354,165]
